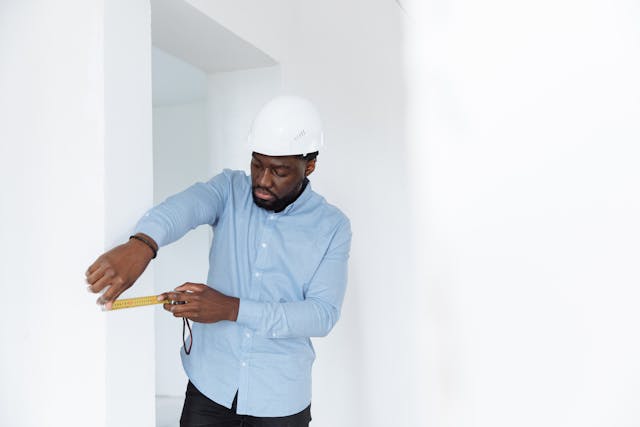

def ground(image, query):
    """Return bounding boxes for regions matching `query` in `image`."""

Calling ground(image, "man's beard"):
[252,181,305,213]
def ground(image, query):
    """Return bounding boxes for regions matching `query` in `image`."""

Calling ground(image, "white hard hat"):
[248,95,324,156]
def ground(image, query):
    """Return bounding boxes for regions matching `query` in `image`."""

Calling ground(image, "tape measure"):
[109,295,165,310]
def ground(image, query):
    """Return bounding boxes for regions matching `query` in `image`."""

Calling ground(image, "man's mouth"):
[253,188,275,201]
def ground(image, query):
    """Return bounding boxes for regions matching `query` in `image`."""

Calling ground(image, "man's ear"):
[304,159,316,177]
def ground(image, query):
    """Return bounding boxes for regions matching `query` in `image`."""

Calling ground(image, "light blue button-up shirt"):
[134,169,351,417]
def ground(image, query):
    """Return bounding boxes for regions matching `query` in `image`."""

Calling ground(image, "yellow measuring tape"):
[109,295,165,310]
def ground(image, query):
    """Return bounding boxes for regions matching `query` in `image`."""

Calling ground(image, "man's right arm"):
[85,172,231,308]
[85,233,158,309]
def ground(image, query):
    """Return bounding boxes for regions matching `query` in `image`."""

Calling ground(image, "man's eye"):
[272,169,287,177]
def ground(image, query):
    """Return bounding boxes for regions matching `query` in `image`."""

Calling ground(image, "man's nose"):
[257,168,273,187]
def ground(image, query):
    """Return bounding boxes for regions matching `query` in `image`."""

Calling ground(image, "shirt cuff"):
[133,219,168,248]
[236,299,262,331]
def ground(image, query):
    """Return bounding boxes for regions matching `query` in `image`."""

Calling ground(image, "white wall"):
[104,1,155,426]
[207,66,282,172]
[153,102,209,395]
[404,1,640,426]
[152,47,208,107]
[0,1,154,426]
[152,48,210,396]
[0,1,107,425]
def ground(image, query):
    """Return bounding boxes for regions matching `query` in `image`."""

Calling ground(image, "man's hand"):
[159,283,239,323]
[85,234,157,309]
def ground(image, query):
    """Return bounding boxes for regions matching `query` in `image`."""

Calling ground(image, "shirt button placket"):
[251,213,274,299]
[239,327,252,410]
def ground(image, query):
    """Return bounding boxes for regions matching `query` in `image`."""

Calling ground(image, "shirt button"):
[255,272,261,278]
[245,332,251,338]
[241,361,247,367]
[261,242,267,248]
[269,215,275,220]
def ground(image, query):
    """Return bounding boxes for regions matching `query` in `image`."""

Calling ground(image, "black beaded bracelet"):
[129,235,157,259]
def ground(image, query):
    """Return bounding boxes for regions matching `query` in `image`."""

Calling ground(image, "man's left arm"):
[161,218,352,338]
[237,219,352,338]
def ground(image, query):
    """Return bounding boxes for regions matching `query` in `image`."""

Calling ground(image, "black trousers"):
[180,381,312,427]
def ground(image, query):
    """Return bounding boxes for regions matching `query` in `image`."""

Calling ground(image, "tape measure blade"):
[110,295,163,310]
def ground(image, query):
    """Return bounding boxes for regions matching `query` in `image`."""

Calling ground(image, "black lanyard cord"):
[183,318,193,355]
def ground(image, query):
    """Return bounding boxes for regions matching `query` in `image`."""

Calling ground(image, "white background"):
[2,0,639,426]
[404,1,640,425]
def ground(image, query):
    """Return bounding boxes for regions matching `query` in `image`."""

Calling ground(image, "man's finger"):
[86,263,108,286]
[163,303,187,313]
[89,269,116,294]
[86,262,100,276]
[165,302,196,315]
[173,310,199,320]
[98,282,126,306]
[85,261,101,278]
[94,285,111,305]
[174,282,206,293]
[164,291,192,303]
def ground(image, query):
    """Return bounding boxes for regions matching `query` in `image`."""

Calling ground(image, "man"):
[85,96,352,426]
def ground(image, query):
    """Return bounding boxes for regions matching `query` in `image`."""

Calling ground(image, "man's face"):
[250,152,314,212]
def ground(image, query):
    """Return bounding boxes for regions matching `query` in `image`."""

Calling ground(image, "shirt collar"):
[280,179,312,215]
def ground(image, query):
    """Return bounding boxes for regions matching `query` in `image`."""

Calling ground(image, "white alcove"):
[150,1,281,425]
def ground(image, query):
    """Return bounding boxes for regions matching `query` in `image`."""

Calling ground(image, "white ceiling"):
[151,0,277,73]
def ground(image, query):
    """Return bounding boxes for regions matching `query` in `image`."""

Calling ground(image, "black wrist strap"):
[129,235,157,259]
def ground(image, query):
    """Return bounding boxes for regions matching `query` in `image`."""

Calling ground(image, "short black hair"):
[296,151,319,162]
